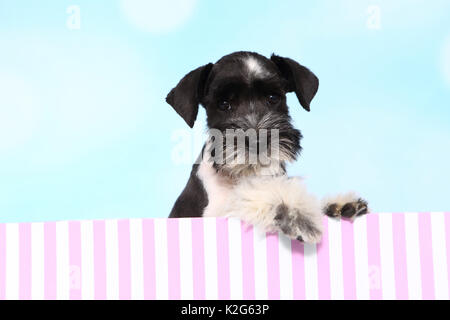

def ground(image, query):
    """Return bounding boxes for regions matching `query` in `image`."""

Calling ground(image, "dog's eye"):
[267,94,281,105]
[218,100,231,111]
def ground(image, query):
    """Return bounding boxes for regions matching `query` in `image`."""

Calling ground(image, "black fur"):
[168,164,208,218]
[270,54,319,112]
[166,63,213,128]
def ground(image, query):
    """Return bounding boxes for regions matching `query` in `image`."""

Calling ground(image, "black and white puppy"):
[167,51,368,243]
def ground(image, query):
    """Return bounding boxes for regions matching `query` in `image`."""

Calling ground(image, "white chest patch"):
[197,158,233,217]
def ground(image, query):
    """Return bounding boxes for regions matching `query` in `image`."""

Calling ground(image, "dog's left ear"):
[166,63,214,128]
[271,54,319,112]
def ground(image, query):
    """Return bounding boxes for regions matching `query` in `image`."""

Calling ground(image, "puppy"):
[167,51,368,243]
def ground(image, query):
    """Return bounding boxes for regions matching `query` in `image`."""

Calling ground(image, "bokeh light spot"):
[120,0,198,33]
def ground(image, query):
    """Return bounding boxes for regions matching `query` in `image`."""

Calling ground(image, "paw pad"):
[324,198,369,220]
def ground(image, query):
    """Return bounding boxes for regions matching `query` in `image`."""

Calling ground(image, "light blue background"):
[1,0,449,223]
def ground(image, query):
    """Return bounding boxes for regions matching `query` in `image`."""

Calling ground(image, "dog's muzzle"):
[207,111,302,178]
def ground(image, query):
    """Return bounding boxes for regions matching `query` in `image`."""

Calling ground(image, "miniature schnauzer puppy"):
[167,51,368,243]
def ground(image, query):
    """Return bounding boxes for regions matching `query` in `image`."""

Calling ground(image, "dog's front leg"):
[220,176,323,243]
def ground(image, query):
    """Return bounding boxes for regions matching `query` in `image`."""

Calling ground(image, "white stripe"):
[430,212,449,299]
[404,212,422,299]
[5,223,19,299]
[80,220,94,300]
[178,218,194,300]
[303,243,318,300]
[31,223,44,300]
[378,213,395,299]
[245,56,269,78]
[203,218,218,299]
[228,218,243,300]
[105,219,119,300]
[56,221,70,299]
[129,218,144,299]
[353,215,370,300]
[278,234,293,299]
[328,219,344,299]
[153,218,169,300]
[253,227,268,299]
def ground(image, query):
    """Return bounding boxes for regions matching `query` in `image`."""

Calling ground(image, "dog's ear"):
[166,63,213,128]
[270,54,319,112]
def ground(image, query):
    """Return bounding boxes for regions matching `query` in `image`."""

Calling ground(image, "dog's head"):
[166,51,319,177]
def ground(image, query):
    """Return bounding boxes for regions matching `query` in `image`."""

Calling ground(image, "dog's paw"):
[274,203,322,243]
[324,197,369,220]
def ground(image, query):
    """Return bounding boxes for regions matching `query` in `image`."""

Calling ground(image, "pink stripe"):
[341,219,357,299]
[0,224,6,300]
[191,218,206,299]
[216,218,230,299]
[93,220,107,299]
[266,232,280,299]
[316,217,331,299]
[291,239,305,299]
[392,213,409,299]
[366,214,382,299]
[418,212,435,299]
[445,213,450,298]
[118,220,131,299]
[44,222,57,299]
[19,223,32,300]
[241,222,255,299]
[167,219,181,300]
[69,221,82,300]
[142,219,156,300]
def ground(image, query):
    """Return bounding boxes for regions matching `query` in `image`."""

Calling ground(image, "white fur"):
[220,176,323,243]
[197,138,324,243]
[198,147,323,242]
[245,56,269,79]
[197,156,234,218]
[205,131,285,178]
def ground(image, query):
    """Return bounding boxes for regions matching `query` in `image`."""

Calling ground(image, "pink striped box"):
[0,212,449,300]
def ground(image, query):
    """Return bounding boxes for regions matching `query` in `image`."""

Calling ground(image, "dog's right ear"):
[166,63,213,128]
